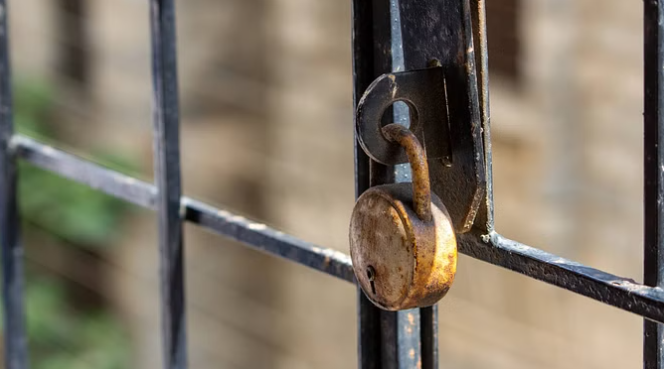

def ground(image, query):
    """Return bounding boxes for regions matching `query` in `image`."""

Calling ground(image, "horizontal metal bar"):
[14,134,664,323]
[12,136,156,209]
[13,135,354,283]
[459,232,664,324]
[181,198,354,282]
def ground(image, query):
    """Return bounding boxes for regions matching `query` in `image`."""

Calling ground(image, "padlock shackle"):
[381,124,432,222]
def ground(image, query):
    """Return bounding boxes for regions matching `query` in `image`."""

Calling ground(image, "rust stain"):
[349,126,458,310]
[382,124,432,222]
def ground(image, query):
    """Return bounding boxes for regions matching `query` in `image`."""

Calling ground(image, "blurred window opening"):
[56,0,89,89]
[487,0,521,82]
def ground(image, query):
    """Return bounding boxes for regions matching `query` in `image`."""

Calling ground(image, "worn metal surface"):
[352,0,428,367]
[356,64,484,233]
[0,1,28,368]
[17,128,664,325]
[18,127,664,322]
[381,309,421,369]
[350,182,457,310]
[470,0,494,233]
[350,123,457,310]
[149,1,187,368]
[14,135,354,282]
[1,0,663,367]
[352,0,435,366]
[356,68,451,166]
[382,124,433,220]
[14,136,156,208]
[353,0,483,363]
[644,1,664,368]
[357,292,381,369]
[183,198,355,282]
[420,306,438,369]
[460,232,664,324]
[354,0,486,233]
[397,0,485,234]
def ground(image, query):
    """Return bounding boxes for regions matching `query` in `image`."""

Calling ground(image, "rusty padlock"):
[350,123,457,310]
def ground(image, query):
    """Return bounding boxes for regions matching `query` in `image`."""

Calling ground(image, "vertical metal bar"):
[0,1,28,368]
[385,1,428,368]
[353,0,426,368]
[353,0,384,367]
[357,292,382,369]
[380,310,421,369]
[395,0,482,366]
[471,0,495,232]
[150,1,187,369]
[420,306,438,369]
[351,0,372,202]
[644,1,664,368]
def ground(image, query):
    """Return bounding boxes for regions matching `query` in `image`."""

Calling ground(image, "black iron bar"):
[394,0,485,364]
[420,306,438,369]
[14,134,664,323]
[471,0,495,233]
[352,0,428,366]
[149,1,187,368]
[349,0,382,358]
[461,232,664,324]
[0,1,28,368]
[182,198,355,282]
[0,0,656,368]
[14,135,354,282]
[382,1,427,367]
[380,309,421,369]
[644,1,664,367]
[352,0,391,367]
[13,136,156,208]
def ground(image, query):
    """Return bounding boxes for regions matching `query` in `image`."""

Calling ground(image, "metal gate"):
[0,0,663,368]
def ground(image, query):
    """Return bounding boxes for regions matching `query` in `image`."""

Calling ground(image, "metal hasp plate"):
[356,67,452,165]
[355,0,486,233]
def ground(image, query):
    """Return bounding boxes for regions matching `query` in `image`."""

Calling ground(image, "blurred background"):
[3,0,642,368]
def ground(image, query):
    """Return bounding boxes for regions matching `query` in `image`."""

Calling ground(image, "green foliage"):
[14,80,137,248]
[13,79,54,139]
[24,277,130,369]
[6,80,134,367]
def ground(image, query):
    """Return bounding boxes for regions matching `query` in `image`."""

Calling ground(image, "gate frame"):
[0,0,662,368]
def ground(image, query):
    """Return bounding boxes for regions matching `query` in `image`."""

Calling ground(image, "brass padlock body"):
[350,183,457,311]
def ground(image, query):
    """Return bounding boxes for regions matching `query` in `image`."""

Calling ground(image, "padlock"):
[350,123,457,311]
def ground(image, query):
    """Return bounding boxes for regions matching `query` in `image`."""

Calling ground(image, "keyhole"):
[367,266,376,295]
